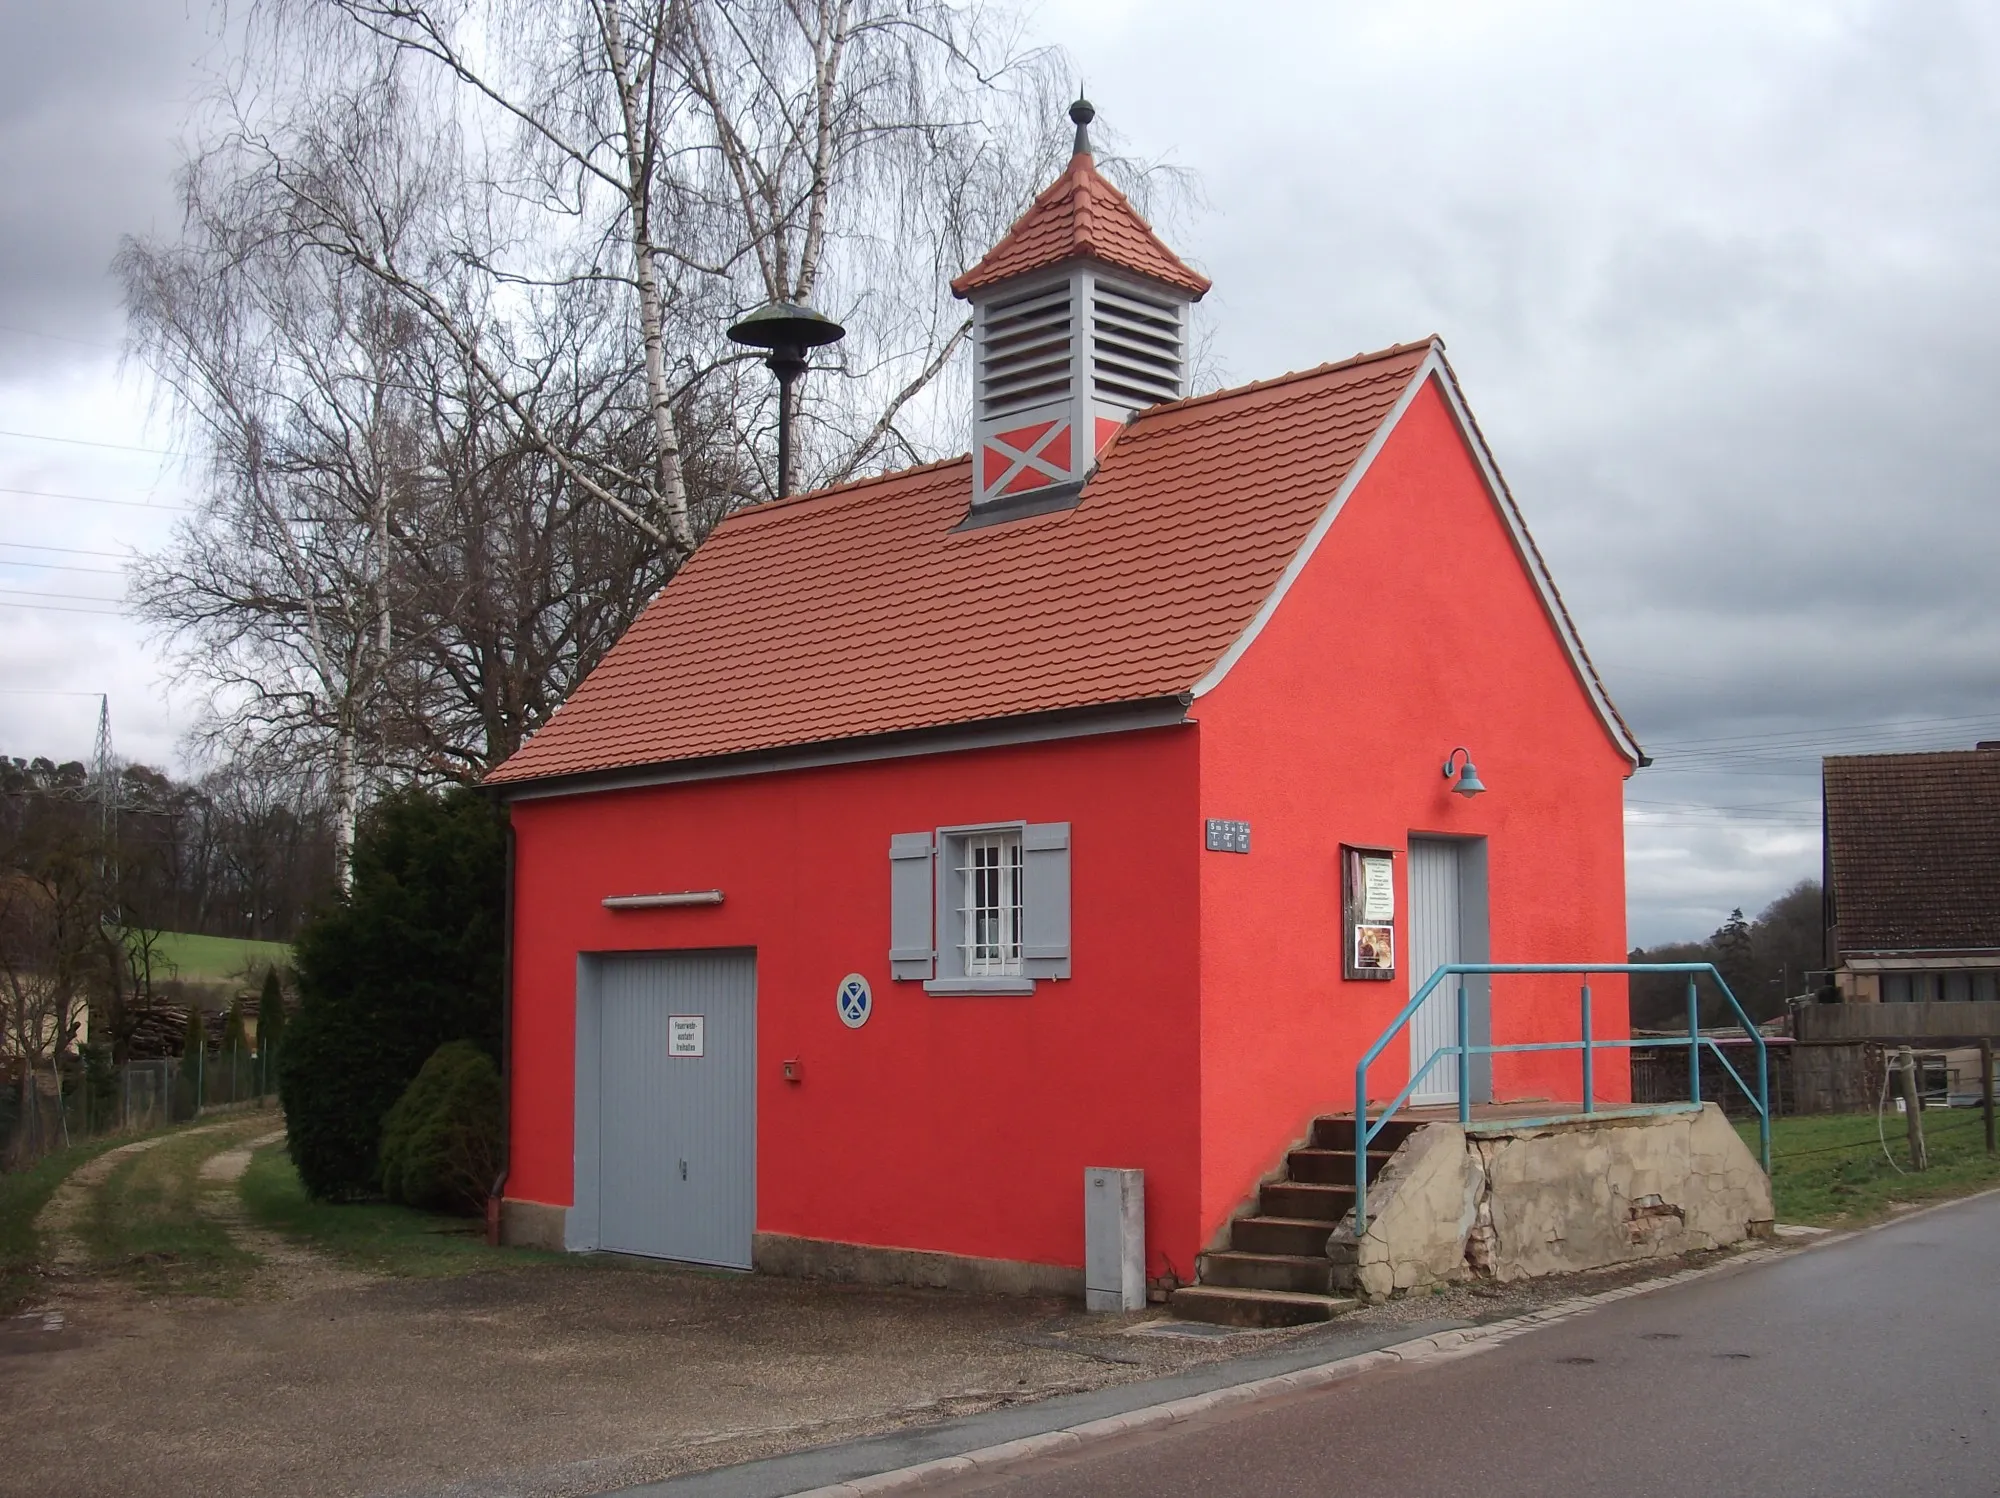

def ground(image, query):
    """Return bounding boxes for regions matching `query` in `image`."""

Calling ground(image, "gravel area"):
[1,1129,1766,1498]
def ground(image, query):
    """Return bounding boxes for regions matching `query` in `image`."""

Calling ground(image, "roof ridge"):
[719,454,973,528]
[722,343,1440,535]
[1132,337,1441,422]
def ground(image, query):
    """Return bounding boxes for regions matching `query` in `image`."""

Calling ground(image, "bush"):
[279,786,506,1199]
[379,1041,503,1215]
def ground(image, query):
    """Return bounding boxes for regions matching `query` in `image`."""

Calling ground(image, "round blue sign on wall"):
[837,973,872,1029]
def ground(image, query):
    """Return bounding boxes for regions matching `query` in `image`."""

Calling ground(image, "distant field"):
[140,931,292,984]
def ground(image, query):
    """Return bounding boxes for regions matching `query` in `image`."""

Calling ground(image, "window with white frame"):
[888,821,1071,992]
[958,830,1024,976]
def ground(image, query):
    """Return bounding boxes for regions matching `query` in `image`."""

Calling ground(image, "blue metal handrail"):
[1352,963,1770,1231]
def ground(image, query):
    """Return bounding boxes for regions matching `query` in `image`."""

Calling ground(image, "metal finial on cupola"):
[1070,97,1095,157]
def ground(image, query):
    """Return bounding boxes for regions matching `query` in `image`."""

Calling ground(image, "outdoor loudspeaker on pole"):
[726,301,846,498]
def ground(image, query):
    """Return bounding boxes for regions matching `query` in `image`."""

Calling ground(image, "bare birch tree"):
[262,0,1069,509]
[119,98,434,882]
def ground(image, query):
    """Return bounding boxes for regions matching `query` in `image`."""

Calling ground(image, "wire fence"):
[0,1043,278,1169]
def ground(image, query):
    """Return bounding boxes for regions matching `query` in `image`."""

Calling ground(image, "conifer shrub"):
[378,1040,503,1215]
[174,1007,207,1120]
[279,787,505,1199]
[256,966,286,1096]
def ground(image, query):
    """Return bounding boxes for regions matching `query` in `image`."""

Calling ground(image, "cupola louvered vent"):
[1092,282,1183,409]
[979,283,1074,420]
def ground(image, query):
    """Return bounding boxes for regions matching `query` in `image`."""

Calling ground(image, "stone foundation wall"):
[1329,1104,1773,1301]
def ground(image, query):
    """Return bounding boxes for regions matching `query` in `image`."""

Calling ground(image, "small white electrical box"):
[1084,1167,1145,1312]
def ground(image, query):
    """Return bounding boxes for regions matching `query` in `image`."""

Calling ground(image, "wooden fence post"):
[1982,1039,1994,1156]
[1896,1046,1928,1171]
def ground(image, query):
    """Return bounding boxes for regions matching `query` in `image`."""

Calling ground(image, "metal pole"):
[1456,981,1471,1125]
[1687,977,1701,1106]
[1757,1033,1771,1172]
[777,373,794,498]
[1581,984,1594,1114]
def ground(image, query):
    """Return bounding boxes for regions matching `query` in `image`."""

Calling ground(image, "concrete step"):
[1311,1115,1421,1153]
[1170,1285,1355,1328]
[1260,1181,1356,1222]
[1231,1215,1338,1257]
[1196,1250,1334,1294]
[1286,1146,1396,1184]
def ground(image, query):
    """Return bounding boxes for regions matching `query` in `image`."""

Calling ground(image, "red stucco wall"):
[1193,376,1633,1243]
[506,726,1204,1280]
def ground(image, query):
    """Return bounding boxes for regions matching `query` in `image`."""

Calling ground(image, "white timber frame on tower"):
[969,263,1192,510]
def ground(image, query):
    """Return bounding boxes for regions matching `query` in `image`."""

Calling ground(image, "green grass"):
[77,1120,263,1296]
[0,1134,131,1314]
[135,930,292,985]
[1740,1109,2000,1227]
[239,1144,560,1277]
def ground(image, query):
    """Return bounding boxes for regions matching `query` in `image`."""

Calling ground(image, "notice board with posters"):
[1342,845,1397,981]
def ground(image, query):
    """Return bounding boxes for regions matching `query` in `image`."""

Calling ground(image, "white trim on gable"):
[1188,344,1644,767]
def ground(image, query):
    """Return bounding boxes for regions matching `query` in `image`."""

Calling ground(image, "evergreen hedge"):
[379,1041,504,1215]
[279,787,506,1200]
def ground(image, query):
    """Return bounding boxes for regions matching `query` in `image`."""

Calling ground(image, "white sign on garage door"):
[668,1015,704,1056]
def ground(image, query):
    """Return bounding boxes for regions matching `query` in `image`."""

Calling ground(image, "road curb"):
[783,1245,1796,1496]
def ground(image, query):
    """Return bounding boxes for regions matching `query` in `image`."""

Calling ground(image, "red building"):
[487,109,1642,1302]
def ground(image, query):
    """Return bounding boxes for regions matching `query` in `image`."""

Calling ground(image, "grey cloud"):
[0,1,222,375]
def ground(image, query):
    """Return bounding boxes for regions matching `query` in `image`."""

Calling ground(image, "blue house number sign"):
[837,973,872,1029]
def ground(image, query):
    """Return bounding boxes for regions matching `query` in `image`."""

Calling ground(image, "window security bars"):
[959,832,1024,976]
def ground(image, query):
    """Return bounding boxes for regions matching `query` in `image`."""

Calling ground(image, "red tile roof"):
[950,151,1211,299]
[1824,750,2000,952]
[487,341,1437,787]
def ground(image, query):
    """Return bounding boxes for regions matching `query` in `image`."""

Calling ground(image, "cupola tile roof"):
[949,126,1210,300]
[486,339,1635,789]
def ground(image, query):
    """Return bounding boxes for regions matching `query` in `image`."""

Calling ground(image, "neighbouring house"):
[1822,747,2000,1005]
[485,105,1645,1301]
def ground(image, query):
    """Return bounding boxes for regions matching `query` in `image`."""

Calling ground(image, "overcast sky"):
[1,0,1995,947]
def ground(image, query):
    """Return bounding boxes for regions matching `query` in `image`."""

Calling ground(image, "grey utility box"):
[1084,1167,1145,1312]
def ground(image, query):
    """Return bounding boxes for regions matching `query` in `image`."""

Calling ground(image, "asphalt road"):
[922,1195,2000,1498]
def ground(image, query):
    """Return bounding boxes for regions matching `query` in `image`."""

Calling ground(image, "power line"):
[0,484,193,512]
[0,427,181,456]
[0,321,120,351]
[0,599,126,616]
[1646,712,2000,751]
[0,559,125,576]
[0,541,132,560]
[0,586,125,604]
[0,687,107,696]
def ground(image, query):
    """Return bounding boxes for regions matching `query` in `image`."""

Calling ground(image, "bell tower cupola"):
[951,100,1210,514]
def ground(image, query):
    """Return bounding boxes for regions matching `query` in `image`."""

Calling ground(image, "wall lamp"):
[1442,747,1487,798]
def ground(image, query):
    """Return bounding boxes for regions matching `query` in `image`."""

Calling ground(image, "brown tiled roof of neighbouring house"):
[1824,748,2000,953]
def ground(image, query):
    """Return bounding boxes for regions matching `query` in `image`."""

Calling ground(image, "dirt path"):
[32,1133,176,1275]
[195,1129,372,1296]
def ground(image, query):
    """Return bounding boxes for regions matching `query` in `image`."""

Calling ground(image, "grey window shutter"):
[889,832,936,980]
[1021,822,1071,979]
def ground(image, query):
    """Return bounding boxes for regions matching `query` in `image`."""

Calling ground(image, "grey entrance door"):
[1407,839,1465,1105]
[593,950,756,1267]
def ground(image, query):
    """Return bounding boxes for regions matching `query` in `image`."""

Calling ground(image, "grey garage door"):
[592,950,756,1268]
